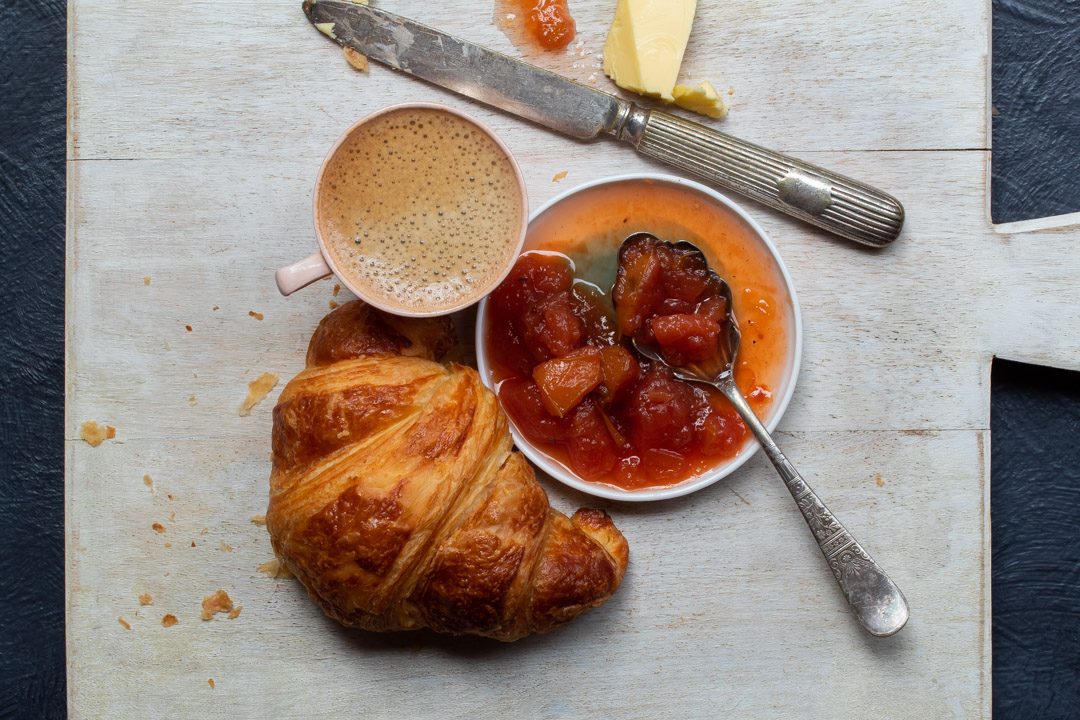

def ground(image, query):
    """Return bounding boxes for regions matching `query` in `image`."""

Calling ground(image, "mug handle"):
[276,252,332,296]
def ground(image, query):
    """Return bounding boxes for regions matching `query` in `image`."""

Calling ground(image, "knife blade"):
[302,0,905,246]
[304,0,622,139]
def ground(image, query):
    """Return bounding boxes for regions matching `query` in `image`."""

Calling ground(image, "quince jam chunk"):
[613,234,731,370]
[520,0,577,50]
[487,251,748,490]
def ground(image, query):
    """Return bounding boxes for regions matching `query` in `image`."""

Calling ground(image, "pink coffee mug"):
[275,102,529,317]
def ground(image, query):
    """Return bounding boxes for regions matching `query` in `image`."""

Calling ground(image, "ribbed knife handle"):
[614,106,904,247]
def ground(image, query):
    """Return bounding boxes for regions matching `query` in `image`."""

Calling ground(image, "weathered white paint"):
[66,0,1079,717]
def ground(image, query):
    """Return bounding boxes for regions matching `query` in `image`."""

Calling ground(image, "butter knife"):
[303,0,904,246]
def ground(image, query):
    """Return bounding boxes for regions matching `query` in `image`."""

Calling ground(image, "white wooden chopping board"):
[65,0,1080,717]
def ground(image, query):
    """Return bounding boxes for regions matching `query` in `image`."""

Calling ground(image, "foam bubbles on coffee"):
[319,108,524,313]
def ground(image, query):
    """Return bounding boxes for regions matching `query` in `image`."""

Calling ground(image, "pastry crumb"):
[332,284,341,297]
[201,590,235,620]
[161,614,178,627]
[219,542,233,552]
[143,474,153,489]
[118,617,131,630]
[167,493,176,501]
[143,276,151,286]
[343,46,369,71]
[257,558,293,579]
[139,593,153,606]
[163,542,172,549]
[238,372,279,416]
[875,473,885,487]
[191,540,197,547]
[168,510,176,522]
[187,394,197,407]
[152,522,166,534]
[552,170,569,183]
[185,324,193,332]
[208,678,216,689]
[250,514,266,526]
[212,304,220,311]
[727,86,735,96]
[227,606,242,620]
[248,310,264,321]
[328,299,339,310]
[80,420,116,447]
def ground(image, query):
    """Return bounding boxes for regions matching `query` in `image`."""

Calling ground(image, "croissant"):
[267,300,629,641]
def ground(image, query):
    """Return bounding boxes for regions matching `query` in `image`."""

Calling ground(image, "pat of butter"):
[602,0,697,102]
[673,80,728,119]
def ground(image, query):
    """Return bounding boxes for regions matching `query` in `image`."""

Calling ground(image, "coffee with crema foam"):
[318,107,525,314]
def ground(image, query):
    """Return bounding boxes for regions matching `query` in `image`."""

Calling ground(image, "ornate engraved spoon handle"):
[718,379,910,636]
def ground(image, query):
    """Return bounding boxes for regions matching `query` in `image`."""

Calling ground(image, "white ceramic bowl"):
[475,174,803,502]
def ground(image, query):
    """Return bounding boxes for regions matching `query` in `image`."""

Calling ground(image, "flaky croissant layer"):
[267,301,629,641]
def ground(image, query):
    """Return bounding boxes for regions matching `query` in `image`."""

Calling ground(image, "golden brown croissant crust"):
[268,301,629,641]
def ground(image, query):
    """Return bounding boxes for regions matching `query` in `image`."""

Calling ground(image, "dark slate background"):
[0,0,68,718]
[992,361,1080,718]
[991,0,1080,223]
[0,0,1077,717]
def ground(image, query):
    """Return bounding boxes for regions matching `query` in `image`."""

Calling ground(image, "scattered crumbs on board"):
[343,46,369,71]
[332,284,341,297]
[239,373,279,416]
[219,542,233,552]
[167,493,176,501]
[143,276,151,286]
[875,473,885,487]
[250,514,266,526]
[552,170,569,183]
[191,540,197,547]
[118,617,131,630]
[208,678,216,689]
[228,606,242,620]
[248,310,264,321]
[152,523,166,534]
[168,510,176,522]
[163,542,172,549]
[143,474,153,489]
[139,593,153,606]
[79,421,116,447]
[185,325,193,332]
[201,590,235,620]
[187,394,197,407]
[329,299,339,310]
[161,614,178,628]
[257,558,293,579]
[727,86,735,96]
[212,304,220,311]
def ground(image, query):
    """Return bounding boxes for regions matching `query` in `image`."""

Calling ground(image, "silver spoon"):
[616,234,909,637]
